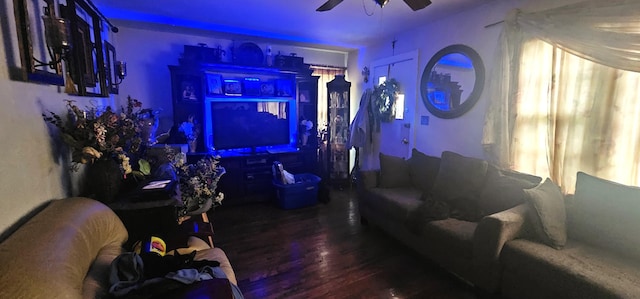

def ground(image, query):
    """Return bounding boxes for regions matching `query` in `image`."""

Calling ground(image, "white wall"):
[355,0,584,161]
[0,0,112,233]
[356,0,521,160]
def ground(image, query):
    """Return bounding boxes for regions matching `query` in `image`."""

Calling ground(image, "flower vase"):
[188,139,197,153]
[84,159,123,204]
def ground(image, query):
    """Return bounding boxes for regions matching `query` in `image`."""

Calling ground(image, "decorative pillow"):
[571,171,640,260]
[478,169,541,216]
[501,169,542,185]
[524,178,566,249]
[378,152,412,188]
[407,148,441,193]
[431,151,488,210]
[405,193,451,234]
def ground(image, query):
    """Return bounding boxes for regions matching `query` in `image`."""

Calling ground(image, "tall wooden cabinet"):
[322,75,351,187]
[168,47,318,204]
[296,74,320,174]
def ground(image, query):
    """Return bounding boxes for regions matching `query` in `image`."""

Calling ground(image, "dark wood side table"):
[109,196,184,251]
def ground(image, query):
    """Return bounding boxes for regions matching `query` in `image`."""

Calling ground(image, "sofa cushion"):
[420,218,477,259]
[431,151,488,217]
[0,198,128,299]
[570,171,640,260]
[379,152,412,188]
[478,168,540,217]
[407,148,441,194]
[365,187,423,220]
[405,194,451,233]
[501,239,640,299]
[524,178,567,249]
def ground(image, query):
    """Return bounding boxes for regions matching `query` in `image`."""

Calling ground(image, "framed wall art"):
[206,73,223,95]
[180,77,201,102]
[104,41,118,94]
[11,0,64,85]
[11,0,114,96]
[224,79,242,96]
[260,81,275,96]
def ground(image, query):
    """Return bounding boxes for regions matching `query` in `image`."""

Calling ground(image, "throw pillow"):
[524,178,567,249]
[571,171,640,260]
[405,193,451,234]
[378,152,412,188]
[478,169,540,216]
[407,148,441,193]
[431,151,488,211]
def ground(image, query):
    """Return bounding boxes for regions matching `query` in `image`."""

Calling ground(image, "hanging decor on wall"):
[372,78,400,123]
[11,0,119,96]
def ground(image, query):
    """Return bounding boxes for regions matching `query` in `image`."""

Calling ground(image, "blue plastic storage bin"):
[273,173,321,209]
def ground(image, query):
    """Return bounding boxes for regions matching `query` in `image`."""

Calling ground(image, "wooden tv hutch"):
[169,45,319,205]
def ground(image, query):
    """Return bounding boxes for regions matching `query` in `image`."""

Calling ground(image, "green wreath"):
[372,79,400,123]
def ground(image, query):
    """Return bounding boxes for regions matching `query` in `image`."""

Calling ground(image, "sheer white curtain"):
[257,102,287,119]
[482,0,640,192]
[311,66,346,133]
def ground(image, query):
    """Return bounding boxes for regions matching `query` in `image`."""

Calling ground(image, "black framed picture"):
[71,17,96,87]
[104,41,118,94]
[206,73,223,95]
[260,81,275,96]
[179,76,201,102]
[276,79,293,97]
[224,79,242,96]
[11,0,64,85]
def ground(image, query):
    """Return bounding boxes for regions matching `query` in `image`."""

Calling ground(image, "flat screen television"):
[204,98,296,153]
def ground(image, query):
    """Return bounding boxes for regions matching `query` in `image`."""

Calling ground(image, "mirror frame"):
[420,44,485,119]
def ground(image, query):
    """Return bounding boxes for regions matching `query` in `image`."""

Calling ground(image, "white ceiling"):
[92,0,494,50]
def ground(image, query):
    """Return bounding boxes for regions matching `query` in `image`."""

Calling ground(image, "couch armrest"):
[474,203,528,262]
[472,203,529,291]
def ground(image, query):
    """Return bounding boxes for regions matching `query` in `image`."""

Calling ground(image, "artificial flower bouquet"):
[42,96,154,179]
[165,146,225,217]
[178,114,200,141]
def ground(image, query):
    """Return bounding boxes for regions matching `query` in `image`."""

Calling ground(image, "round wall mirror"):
[420,44,485,119]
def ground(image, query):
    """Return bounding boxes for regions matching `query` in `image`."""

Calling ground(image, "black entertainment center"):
[169,44,319,205]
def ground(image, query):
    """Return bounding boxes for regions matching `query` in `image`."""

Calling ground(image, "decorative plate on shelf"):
[260,82,275,96]
[235,42,264,66]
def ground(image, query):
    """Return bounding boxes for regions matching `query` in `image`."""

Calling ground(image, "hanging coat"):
[348,88,374,150]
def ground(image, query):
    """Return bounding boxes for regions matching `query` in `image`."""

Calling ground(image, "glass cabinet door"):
[325,75,351,187]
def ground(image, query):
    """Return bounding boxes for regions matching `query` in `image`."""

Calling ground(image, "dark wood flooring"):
[210,188,482,299]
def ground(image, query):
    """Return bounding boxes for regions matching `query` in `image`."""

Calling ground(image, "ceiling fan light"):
[374,0,390,8]
[403,0,432,11]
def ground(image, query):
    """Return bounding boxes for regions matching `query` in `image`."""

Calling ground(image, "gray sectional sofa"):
[499,172,640,299]
[357,149,640,298]
[357,149,542,292]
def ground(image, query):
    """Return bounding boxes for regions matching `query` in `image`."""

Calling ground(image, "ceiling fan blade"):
[403,0,432,11]
[316,0,344,11]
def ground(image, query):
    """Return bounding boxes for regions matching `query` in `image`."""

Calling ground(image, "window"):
[311,66,346,132]
[511,39,640,192]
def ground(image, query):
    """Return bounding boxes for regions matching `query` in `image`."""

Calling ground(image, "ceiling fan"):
[317,0,432,12]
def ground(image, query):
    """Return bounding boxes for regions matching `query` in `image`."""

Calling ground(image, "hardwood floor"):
[210,188,482,299]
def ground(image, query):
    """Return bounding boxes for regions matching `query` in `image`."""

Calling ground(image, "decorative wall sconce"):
[40,15,72,70]
[114,61,127,85]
